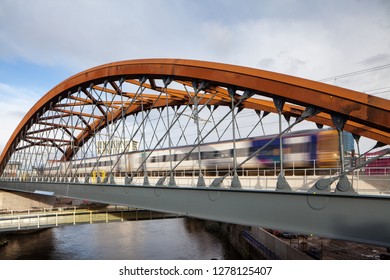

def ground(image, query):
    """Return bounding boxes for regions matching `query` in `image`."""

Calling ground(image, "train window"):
[193,153,199,160]
[202,151,219,160]
[249,147,258,154]
[176,154,186,162]
[165,155,174,162]
[236,148,250,157]
[288,143,310,153]
[220,150,230,158]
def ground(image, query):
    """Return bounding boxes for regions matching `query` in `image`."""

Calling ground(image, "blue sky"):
[0,0,389,152]
[0,59,70,91]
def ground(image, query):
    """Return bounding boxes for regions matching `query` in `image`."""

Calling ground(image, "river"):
[0,218,242,260]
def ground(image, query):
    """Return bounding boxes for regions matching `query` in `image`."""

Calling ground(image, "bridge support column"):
[273,97,291,192]
[192,80,207,188]
[331,114,356,194]
[228,87,242,189]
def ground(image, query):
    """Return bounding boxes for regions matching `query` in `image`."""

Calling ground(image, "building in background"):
[342,132,355,153]
[96,139,138,156]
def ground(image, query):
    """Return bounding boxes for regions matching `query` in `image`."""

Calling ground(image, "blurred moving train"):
[41,129,340,177]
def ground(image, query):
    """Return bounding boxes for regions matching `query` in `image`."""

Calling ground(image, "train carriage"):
[42,129,340,178]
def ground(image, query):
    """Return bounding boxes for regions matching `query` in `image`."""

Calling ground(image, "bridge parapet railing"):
[0,206,181,232]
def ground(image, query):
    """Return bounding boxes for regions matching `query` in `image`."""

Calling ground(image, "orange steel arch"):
[1,58,390,175]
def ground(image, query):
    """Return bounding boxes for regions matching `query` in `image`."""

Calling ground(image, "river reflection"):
[0,218,242,260]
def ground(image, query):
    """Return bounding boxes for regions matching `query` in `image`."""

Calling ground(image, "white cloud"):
[0,0,389,76]
[0,83,41,152]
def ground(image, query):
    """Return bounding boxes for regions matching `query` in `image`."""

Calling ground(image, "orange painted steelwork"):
[1,59,389,175]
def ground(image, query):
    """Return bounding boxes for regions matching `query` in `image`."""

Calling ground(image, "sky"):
[0,0,389,153]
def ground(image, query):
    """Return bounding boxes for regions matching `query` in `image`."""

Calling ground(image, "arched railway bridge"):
[0,59,389,247]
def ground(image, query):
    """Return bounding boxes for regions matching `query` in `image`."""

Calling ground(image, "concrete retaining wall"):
[219,223,312,260]
[0,190,56,211]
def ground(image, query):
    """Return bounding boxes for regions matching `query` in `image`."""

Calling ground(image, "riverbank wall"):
[0,234,8,247]
[209,222,312,260]
[0,190,56,211]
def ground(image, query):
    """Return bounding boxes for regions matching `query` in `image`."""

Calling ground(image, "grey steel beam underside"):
[0,180,389,247]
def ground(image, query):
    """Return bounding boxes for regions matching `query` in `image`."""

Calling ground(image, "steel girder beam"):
[1,59,389,175]
[0,180,389,247]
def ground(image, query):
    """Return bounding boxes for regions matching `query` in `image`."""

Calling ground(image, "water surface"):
[0,218,242,260]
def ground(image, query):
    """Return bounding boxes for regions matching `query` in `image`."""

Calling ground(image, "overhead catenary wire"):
[318,63,390,82]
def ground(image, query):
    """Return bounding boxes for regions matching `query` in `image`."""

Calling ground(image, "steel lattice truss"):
[0,59,389,189]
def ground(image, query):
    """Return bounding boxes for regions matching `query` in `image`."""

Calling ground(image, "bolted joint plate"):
[197,174,206,188]
[308,177,335,194]
[210,177,223,188]
[168,174,177,187]
[335,175,357,195]
[276,173,292,191]
[155,176,166,187]
[231,173,242,189]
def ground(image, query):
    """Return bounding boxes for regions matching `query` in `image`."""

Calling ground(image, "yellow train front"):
[249,129,340,169]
